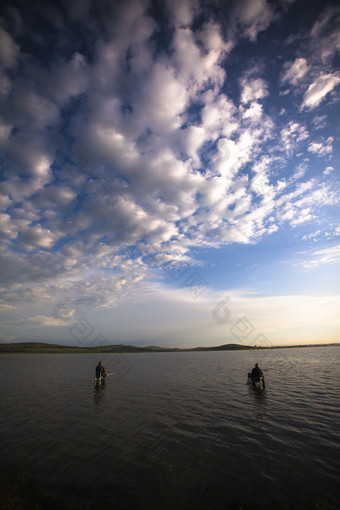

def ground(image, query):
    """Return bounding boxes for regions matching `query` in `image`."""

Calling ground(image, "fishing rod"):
[93,372,115,383]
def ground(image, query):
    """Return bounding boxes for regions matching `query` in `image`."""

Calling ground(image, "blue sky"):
[0,0,339,347]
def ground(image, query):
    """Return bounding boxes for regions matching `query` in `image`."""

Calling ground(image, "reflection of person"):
[96,361,106,380]
[251,363,265,387]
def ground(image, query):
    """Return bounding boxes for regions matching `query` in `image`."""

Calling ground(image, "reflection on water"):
[247,377,267,424]
[0,347,339,510]
[93,379,106,406]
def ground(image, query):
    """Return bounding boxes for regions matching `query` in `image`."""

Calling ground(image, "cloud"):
[233,0,276,41]
[307,137,333,156]
[281,57,309,86]
[310,5,340,64]
[301,73,340,110]
[301,230,322,241]
[312,114,327,130]
[93,287,340,346]
[302,226,340,242]
[0,213,30,242]
[275,179,339,228]
[280,121,309,155]
[33,185,76,207]
[0,302,16,311]
[25,315,71,327]
[323,166,334,175]
[299,245,340,269]
[241,101,263,120]
[281,5,340,116]
[37,52,89,106]
[0,26,19,68]
[19,225,56,250]
[225,291,340,335]
[172,24,228,93]
[166,0,199,27]
[240,77,269,104]
[0,0,339,346]
[136,62,189,134]
[0,333,16,342]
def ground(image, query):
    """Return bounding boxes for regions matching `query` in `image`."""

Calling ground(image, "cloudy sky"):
[0,0,339,348]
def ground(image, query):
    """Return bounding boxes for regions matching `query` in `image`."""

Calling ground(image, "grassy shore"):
[0,341,254,354]
[0,341,338,354]
[0,341,176,354]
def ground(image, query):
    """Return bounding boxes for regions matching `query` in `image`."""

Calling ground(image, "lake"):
[0,347,339,509]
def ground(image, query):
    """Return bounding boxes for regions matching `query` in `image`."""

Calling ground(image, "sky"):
[0,0,339,348]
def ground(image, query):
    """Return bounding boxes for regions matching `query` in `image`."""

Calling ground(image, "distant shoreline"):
[0,341,338,354]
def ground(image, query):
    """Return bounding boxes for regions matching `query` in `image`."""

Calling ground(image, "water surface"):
[0,347,339,509]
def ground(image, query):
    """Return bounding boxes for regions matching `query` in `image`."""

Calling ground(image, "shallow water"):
[0,347,339,509]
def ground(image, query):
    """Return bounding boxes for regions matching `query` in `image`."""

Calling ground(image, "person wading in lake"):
[96,361,106,380]
[251,363,265,388]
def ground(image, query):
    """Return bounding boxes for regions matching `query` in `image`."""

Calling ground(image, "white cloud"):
[84,287,340,346]
[198,20,234,55]
[0,0,339,348]
[290,208,313,226]
[233,0,276,41]
[38,52,89,106]
[0,213,29,241]
[294,162,307,179]
[136,62,189,135]
[281,57,309,86]
[166,0,199,27]
[299,245,340,269]
[19,226,56,250]
[307,137,333,156]
[312,114,327,130]
[302,230,322,241]
[323,166,334,175]
[310,5,340,63]
[33,186,76,207]
[0,118,12,140]
[8,89,59,128]
[280,121,309,155]
[0,26,19,68]
[179,125,206,162]
[0,197,10,217]
[301,73,340,110]
[241,101,263,120]
[172,25,227,92]
[275,179,339,228]
[240,78,268,104]
[25,315,71,327]
[201,93,238,138]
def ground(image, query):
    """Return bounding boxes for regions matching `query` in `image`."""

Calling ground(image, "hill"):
[0,341,338,354]
[0,342,254,354]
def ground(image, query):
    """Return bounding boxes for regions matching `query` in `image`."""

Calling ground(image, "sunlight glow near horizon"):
[0,0,339,347]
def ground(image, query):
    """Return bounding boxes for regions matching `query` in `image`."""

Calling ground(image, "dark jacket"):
[96,364,106,377]
[252,366,263,379]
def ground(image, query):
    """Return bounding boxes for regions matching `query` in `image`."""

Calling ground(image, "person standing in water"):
[95,361,106,380]
[251,363,265,388]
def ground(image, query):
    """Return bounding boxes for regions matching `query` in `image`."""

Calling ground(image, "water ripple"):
[0,347,339,510]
